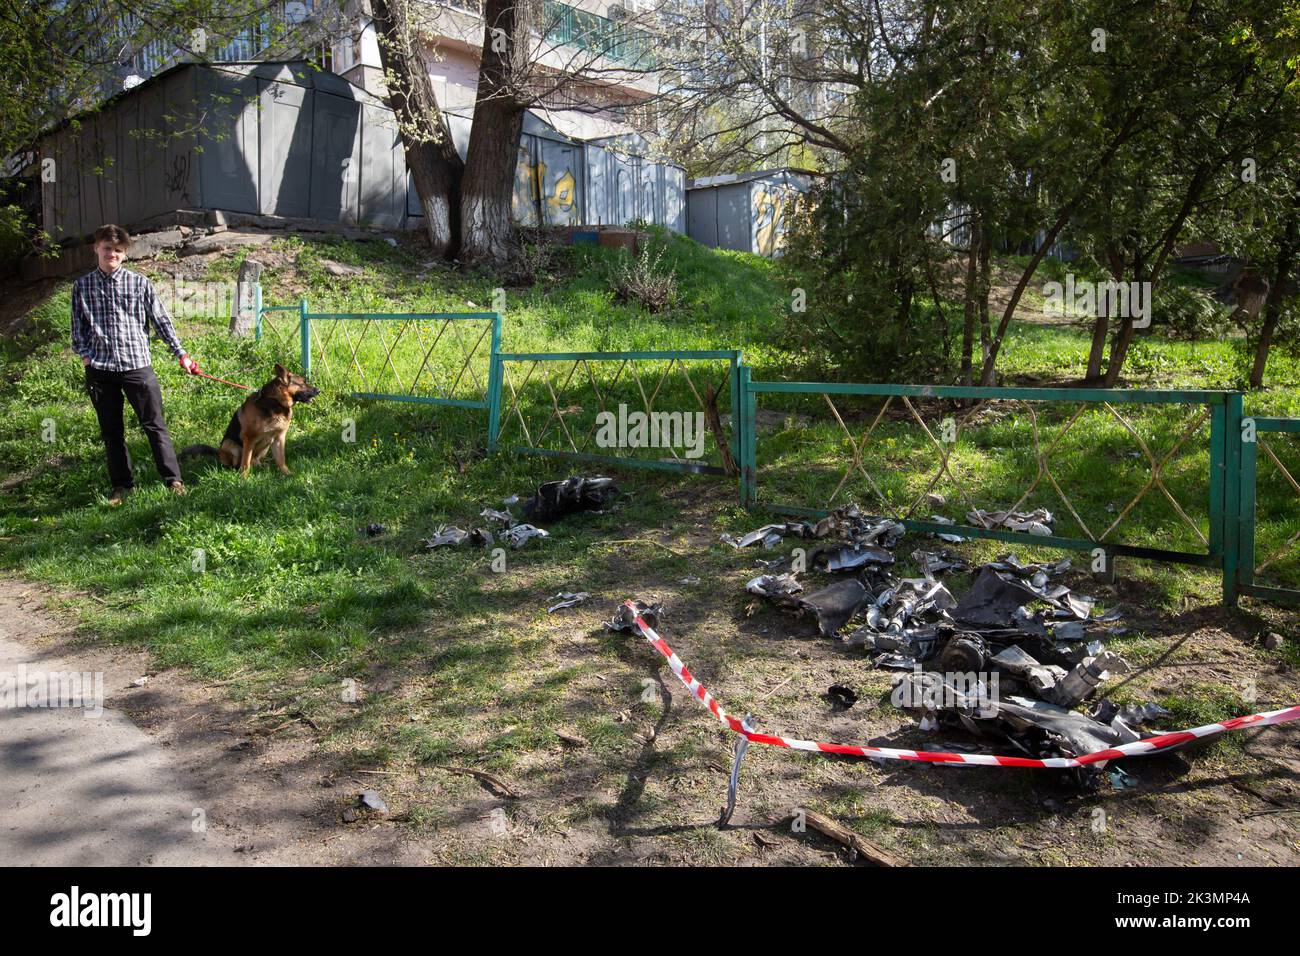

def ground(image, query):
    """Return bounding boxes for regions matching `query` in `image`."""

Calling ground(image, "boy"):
[72,223,202,505]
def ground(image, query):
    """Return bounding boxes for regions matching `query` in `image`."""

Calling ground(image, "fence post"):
[738,363,757,509]
[486,312,503,452]
[1209,398,1225,563]
[1238,427,1258,604]
[299,298,311,379]
[253,282,263,342]
[729,350,741,479]
[1222,392,1244,606]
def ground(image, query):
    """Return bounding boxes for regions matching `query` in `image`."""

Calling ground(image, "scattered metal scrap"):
[723,522,800,549]
[746,572,803,607]
[606,599,663,632]
[499,524,548,548]
[521,475,619,523]
[422,526,496,549]
[747,573,876,638]
[421,475,615,554]
[547,591,590,613]
[967,507,1055,536]
[800,579,873,638]
[722,505,904,554]
[729,501,1174,782]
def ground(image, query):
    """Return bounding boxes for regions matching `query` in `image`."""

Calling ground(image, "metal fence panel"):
[739,377,1233,588]
[256,294,501,413]
[491,350,742,476]
[1238,417,1300,605]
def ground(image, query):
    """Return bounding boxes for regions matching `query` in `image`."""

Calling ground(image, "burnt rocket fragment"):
[606,600,663,632]
[522,475,619,523]
[799,579,872,638]
[547,591,590,613]
[746,573,804,607]
[951,567,1042,627]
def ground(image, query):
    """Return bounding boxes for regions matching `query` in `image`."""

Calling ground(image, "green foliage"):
[1150,283,1232,341]
[778,0,1300,384]
[604,228,681,314]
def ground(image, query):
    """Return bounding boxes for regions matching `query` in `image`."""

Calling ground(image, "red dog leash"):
[191,367,251,390]
[179,355,255,391]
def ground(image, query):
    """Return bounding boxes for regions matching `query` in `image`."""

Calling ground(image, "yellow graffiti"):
[548,169,576,211]
[512,156,579,223]
[513,156,540,226]
[754,185,795,256]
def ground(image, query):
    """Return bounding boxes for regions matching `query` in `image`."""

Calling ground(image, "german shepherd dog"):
[182,364,319,475]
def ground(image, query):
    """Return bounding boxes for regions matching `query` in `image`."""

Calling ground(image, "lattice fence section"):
[752,391,1217,558]
[255,306,302,355]
[494,351,739,474]
[307,314,497,407]
[1249,425,1300,593]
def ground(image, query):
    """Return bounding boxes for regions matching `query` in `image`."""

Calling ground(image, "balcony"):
[542,2,657,68]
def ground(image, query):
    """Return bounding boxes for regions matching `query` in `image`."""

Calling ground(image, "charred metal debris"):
[421,475,619,552]
[737,504,1171,780]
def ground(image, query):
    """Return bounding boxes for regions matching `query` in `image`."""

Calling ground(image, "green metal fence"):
[736,377,1249,595]
[489,349,742,476]
[256,294,501,416]
[1238,417,1300,606]
[249,289,1296,607]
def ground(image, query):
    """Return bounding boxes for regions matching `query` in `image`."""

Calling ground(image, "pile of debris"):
[738,504,1171,782]
[421,475,618,552]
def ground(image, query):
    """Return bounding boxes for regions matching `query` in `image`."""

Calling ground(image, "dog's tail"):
[180,444,220,459]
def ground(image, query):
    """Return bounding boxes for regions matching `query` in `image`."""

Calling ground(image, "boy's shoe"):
[106,486,131,506]
[167,480,187,496]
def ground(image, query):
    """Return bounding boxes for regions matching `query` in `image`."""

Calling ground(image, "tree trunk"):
[1085,314,1109,382]
[459,0,534,267]
[978,108,1143,386]
[960,215,979,386]
[371,0,464,259]
[1103,257,1144,388]
[977,225,992,368]
[1251,187,1299,388]
[1103,164,1219,386]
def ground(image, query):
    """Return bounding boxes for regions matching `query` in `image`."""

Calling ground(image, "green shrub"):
[605,234,680,313]
[1151,283,1231,340]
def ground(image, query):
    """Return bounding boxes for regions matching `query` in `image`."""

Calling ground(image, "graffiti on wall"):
[548,168,577,217]
[513,155,540,226]
[512,156,579,225]
[753,184,799,256]
[164,154,192,201]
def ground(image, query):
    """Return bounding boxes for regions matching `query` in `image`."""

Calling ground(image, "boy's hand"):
[82,356,90,366]
[179,354,200,375]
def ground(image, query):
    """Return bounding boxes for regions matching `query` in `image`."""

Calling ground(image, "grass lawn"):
[1,231,1297,865]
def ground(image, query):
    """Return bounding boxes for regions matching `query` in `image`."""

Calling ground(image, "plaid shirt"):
[71,266,185,371]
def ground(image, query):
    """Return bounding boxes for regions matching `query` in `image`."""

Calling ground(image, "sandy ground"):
[0,578,440,866]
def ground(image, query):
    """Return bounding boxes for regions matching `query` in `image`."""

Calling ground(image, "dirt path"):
[0,582,242,864]
[3,573,1296,868]
[0,578,434,866]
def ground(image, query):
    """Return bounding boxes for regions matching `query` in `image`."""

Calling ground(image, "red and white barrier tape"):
[624,601,1300,769]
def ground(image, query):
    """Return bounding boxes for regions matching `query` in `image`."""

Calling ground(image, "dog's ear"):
[274,363,289,383]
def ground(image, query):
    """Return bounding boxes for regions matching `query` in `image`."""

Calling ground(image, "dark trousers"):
[85,364,181,488]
